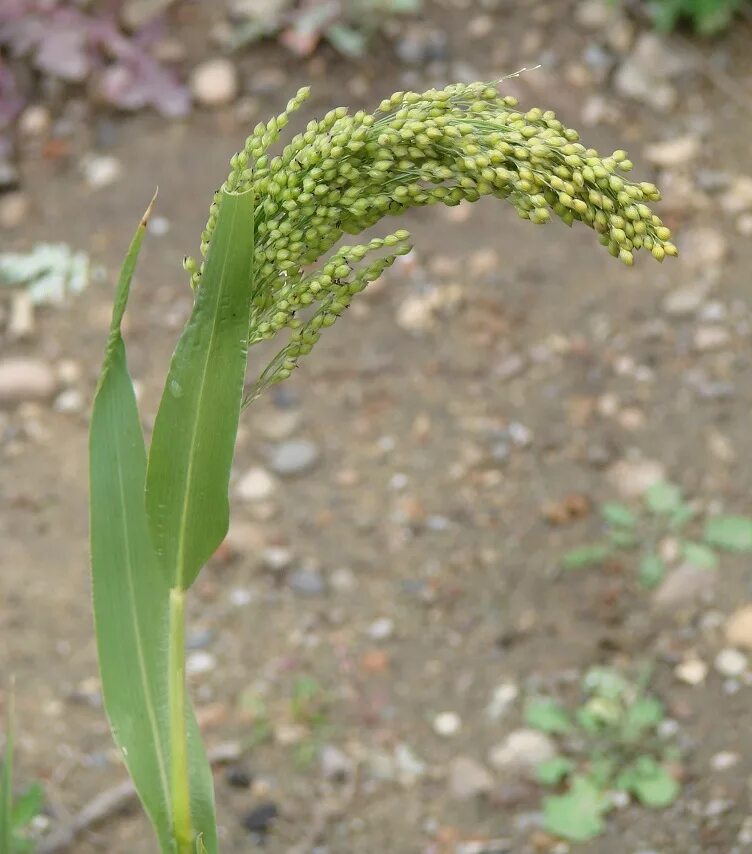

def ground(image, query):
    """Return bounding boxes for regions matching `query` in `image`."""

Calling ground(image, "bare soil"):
[3,3,752,852]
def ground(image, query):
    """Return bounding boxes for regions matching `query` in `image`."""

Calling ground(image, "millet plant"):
[89,81,676,852]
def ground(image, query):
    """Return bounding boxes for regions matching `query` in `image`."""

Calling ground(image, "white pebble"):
[229,588,253,607]
[433,711,461,737]
[711,751,739,771]
[486,682,519,720]
[191,58,239,107]
[186,651,215,675]
[674,658,708,686]
[81,154,123,190]
[368,617,394,641]
[715,648,748,678]
[235,466,275,502]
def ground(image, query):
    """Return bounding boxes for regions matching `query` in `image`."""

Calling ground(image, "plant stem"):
[169,587,193,853]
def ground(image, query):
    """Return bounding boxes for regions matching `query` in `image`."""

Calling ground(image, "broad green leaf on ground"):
[704,515,752,553]
[668,502,695,530]
[623,697,664,740]
[537,757,575,786]
[616,757,679,808]
[639,553,666,589]
[644,482,682,515]
[145,189,255,590]
[601,502,637,529]
[682,541,718,570]
[1,687,13,854]
[609,528,639,549]
[583,667,629,700]
[561,543,612,570]
[89,195,173,852]
[525,698,571,734]
[543,775,608,842]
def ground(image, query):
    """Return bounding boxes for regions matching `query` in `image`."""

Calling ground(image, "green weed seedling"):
[561,480,752,588]
[527,667,680,843]
[89,82,676,851]
[644,0,741,34]
[1,693,45,854]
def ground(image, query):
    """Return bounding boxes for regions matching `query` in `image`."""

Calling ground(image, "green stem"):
[169,587,193,853]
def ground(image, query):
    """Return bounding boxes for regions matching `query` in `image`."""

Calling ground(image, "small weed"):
[527,666,680,843]
[2,693,44,854]
[226,0,423,58]
[561,481,752,588]
[645,0,742,35]
[240,677,333,768]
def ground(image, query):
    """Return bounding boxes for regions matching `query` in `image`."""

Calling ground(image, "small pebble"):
[191,58,239,107]
[148,215,170,236]
[368,617,394,641]
[81,154,123,189]
[662,286,705,317]
[229,588,254,607]
[653,563,717,610]
[433,711,461,737]
[448,755,494,800]
[694,325,730,352]
[0,192,30,229]
[267,439,320,476]
[487,682,519,720]
[186,651,216,676]
[18,105,51,137]
[0,357,56,405]
[488,729,556,774]
[607,457,665,498]
[320,744,353,782]
[53,388,84,414]
[261,546,293,573]
[225,766,253,789]
[330,567,356,592]
[236,467,275,502]
[288,568,326,596]
[674,658,708,685]
[714,648,747,678]
[710,751,739,771]
[242,802,279,836]
[644,135,701,168]
[725,605,752,649]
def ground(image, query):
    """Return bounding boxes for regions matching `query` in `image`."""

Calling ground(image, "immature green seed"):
[192,81,676,394]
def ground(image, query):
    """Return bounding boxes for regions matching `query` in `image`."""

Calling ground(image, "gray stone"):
[662,285,705,317]
[396,26,448,65]
[0,357,56,405]
[448,756,494,800]
[653,563,717,610]
[320,745,353,782]
[268,439,320,476]
[644,135,701,168]
[289,568,326,596]
[607,457,665,498]
[261,546,294,573]
[0,192,30,229]
[488,729,556,776]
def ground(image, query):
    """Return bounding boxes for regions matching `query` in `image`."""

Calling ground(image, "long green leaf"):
[145,189,255,590]
[89,195,173,851]
[1,685,13,854]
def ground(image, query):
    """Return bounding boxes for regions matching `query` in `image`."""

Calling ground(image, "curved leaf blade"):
[89,196,173,851]
[145,189,255,590]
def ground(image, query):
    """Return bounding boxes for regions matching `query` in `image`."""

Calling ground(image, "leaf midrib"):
[110,385,171,820]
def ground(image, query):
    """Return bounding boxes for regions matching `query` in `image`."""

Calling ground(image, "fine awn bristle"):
[184,82,676,399]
